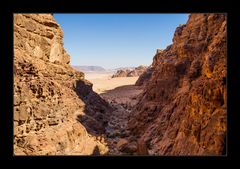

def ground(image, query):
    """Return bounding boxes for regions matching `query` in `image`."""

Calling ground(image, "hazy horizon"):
[71,64,147,70]
[54,14,189,69]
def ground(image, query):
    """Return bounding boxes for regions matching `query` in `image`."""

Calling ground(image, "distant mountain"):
[72,65,106,72]
[107,67,136,72]
[111,65,148,78]
[112,67,135,71]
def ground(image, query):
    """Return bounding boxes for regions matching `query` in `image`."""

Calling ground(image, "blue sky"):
[54,14,189,69]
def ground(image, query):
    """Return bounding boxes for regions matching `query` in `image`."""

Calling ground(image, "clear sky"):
[54,14,189,69]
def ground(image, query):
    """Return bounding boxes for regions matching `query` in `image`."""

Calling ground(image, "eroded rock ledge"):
[128,14,227,155]
[14,14,112,155]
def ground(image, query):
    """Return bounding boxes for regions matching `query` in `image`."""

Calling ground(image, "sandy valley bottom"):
[84,72,143,154]
[84,72,139,94]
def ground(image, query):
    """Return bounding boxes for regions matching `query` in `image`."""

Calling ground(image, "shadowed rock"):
[13,14,111,155]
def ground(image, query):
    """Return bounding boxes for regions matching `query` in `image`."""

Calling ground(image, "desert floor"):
[84,72,139,94]
[84,72,143,154]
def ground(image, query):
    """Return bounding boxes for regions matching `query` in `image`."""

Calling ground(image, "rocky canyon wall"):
[13,14,112,155]
[128,14,227,155]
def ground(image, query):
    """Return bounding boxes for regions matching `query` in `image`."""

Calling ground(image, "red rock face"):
[135,66,154,86]
[128,14,227,155]
[14,14,112,155]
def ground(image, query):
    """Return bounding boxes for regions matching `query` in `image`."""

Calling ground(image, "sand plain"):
[84,72,139,94]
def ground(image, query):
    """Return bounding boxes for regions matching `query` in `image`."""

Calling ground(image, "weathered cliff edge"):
[14,14,112,155]
[128,14,227,155]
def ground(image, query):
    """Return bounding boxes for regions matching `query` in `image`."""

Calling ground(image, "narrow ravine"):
[13,13,227,156]
[99,85,143,155]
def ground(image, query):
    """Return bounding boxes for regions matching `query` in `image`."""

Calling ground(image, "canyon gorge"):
[13,13,226,156]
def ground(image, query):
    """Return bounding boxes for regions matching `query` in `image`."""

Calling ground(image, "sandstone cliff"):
[128,14,227,155]
[112,65,148,78]
[14,14,112,155]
